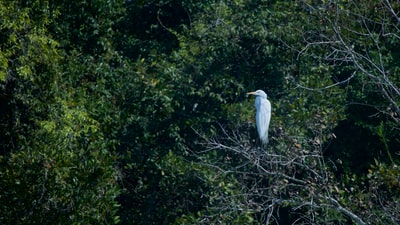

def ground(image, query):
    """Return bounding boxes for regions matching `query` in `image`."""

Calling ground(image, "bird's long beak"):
[247,91,257,95]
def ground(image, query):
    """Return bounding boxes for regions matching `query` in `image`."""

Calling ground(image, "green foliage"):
[0,99,119,224]
[0,1,122,224]
[49,0,125,53]
[1,0,400,224]
[0,1,59,82]
[329,161,400,224]
[365,161,400,224]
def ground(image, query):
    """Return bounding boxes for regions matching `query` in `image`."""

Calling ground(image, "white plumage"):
[247,90,271,145]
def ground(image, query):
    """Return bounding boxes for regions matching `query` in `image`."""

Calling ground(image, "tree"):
[183,0,400,224]
[2,0,399,224]
[0,1,121,224]
[292,1,400,223]
[293,0,400,167]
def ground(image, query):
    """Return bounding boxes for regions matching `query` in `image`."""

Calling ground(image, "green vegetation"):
[1,0,399,224]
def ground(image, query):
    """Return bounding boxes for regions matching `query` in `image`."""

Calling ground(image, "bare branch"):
[192,124,362,224]
[324,196,366,225]
[296,71,356,91]
[383,0,400,23]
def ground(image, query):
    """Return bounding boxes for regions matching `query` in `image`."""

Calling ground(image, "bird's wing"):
[257,99,271,144]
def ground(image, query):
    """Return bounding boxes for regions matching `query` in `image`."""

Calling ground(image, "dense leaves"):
[0,0,399,224]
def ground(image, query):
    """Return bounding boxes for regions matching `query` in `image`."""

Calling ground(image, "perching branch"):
[192,124,362,224]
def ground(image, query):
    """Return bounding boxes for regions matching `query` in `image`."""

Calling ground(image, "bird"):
[247,90,271,145]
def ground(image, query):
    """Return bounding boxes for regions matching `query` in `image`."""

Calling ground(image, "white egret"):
[247,90,271,145]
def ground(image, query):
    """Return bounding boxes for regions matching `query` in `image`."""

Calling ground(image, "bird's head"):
[247,90,267,98]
